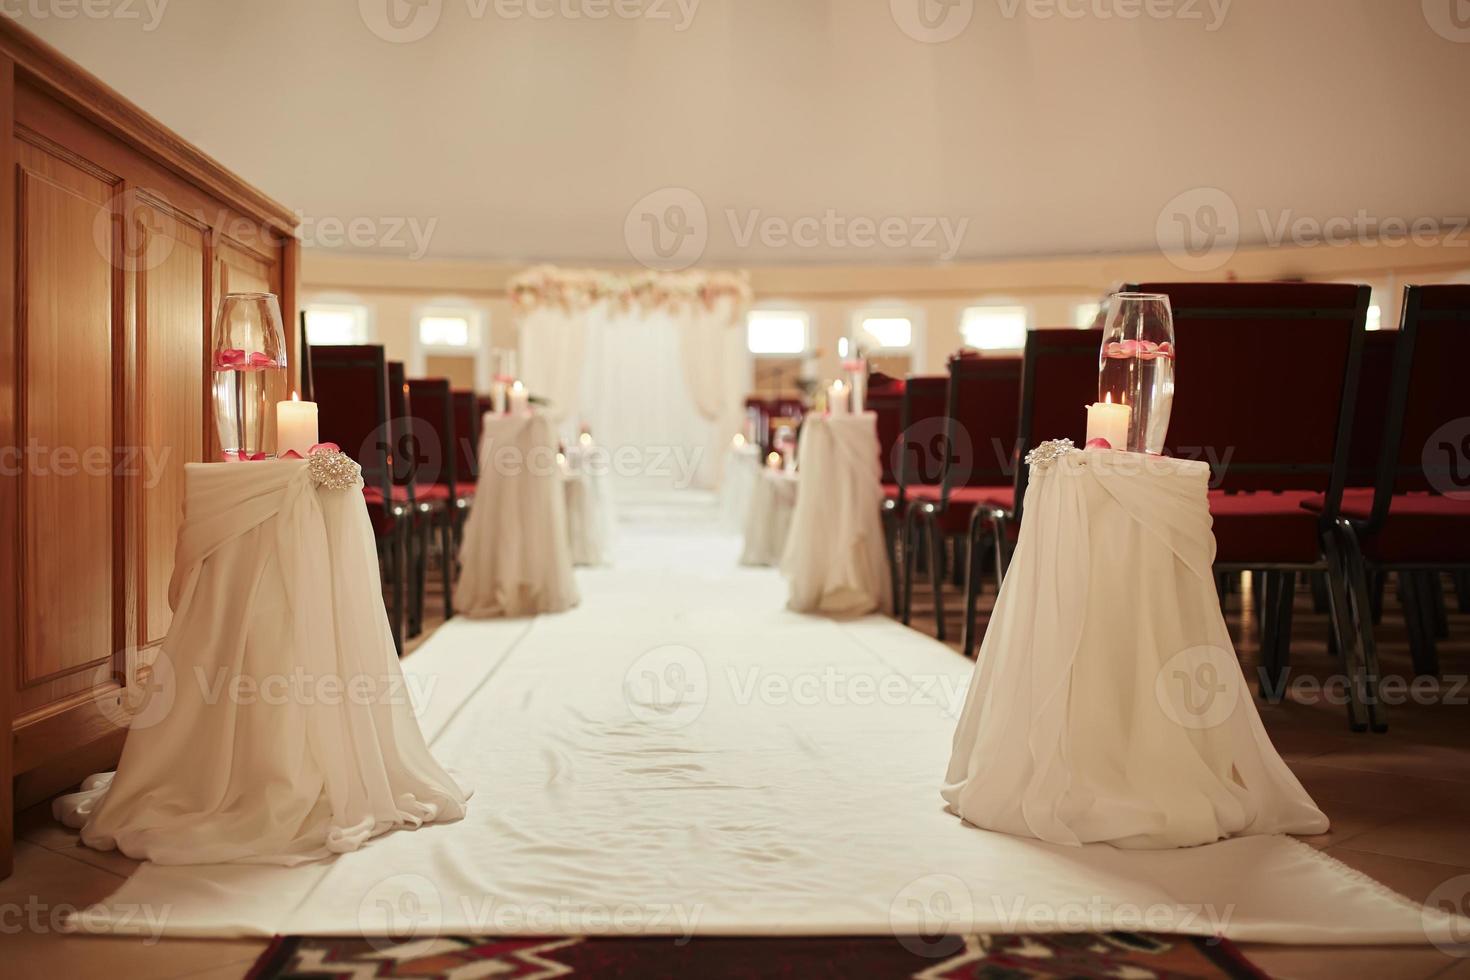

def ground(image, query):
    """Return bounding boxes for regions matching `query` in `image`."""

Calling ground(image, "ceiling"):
[15,0,1470,267]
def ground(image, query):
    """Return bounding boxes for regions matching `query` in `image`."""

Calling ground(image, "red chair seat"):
[362,485,411,535]
[1208,490,1323,564]
[908,484,1014,532]
[416,484,452,504]
[455,481,477,499]
[882,483,902,501]
[1306,489,1470,563]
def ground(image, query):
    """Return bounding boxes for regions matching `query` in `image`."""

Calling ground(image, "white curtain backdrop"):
[518,306,586,426]
[580,306,716,497]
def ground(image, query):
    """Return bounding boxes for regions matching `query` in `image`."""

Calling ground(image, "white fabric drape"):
[519,306,586,425]
[53,460,469,865]
[780,414,892,615]
[458,413,580,616]
[579,306,716,495]
[740,467,797,566]
[944,450,1329,849]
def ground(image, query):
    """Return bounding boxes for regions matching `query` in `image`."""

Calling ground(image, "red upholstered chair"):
[894,375,948,628]
[866,374,907,596]
[902,354,1022,646]
[1329,285,1470,684]
[310,344,409,653]
[451,390,482,550]
[1132,281,1379,731]
[406,378,459,619]
[388,361,429,637]
[956,330,1102,656]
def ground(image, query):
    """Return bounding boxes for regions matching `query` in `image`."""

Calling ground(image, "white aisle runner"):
[75,496,1448,944]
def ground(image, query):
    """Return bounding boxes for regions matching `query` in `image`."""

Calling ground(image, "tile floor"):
[5,571,1469,979]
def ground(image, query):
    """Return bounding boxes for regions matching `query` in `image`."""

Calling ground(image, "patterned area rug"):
[246,932,1268,978]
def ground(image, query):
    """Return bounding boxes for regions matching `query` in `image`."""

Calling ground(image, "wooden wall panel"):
[14,136,120,719]
[134,195,206,648]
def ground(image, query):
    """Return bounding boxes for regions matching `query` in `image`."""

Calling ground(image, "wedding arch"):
[510,266,752,492]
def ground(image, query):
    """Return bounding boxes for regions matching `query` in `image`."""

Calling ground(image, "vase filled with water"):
[1098,292,1175,454]
[212,293,287,460]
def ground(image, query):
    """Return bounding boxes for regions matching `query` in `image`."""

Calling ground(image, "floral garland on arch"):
[508,265,752,319]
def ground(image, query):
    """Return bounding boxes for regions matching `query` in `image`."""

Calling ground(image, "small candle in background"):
[276,392,318,458]
[828,380,850,416]
[766,451,781,469]
[732,433,746,449]
[1085,394,1130,451]
[491,378,509,414]
[509,381,530,415]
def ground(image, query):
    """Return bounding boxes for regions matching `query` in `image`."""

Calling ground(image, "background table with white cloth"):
[53,457,469,865]
[458,413,580,616]
[780,412,891,615]
[944,447,1329,849]
[562,443,615,566]
[721,440,762,531]
[740,466,797,567]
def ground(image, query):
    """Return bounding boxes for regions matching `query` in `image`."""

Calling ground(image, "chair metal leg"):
[408,519,426,638]
[1334,522,1388,733]
[1427,571,1449,640]
[991,513,1011,590]
[390,524,407,656]
[961,511,988,660]
[1456,570,1470,613]
[927,518,947,642]
[1260,570,1294,703]
[901,507,918,626]
[1401,571,1441,678]
[1310,571,1329,614]
[1320,529,1368,732]
[881,504,900,615]
[440,515,455,618]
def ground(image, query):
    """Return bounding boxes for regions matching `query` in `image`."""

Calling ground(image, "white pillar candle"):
[276,395,318,458]
[828,380,850,416]
[491,379,509,414]
[508,381,530,415]
[1085,396,1131,451]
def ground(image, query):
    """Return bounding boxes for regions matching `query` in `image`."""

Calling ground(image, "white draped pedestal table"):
[780,412,891,615]
[740,466,797,566]
[458,412,580,616]
[944,445,1329,849]
[53,456,470,865]
[721,440,762,531]
[562,444,614,567]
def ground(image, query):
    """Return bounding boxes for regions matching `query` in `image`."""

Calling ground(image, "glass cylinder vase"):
[212,292,287,460]
[1098,292,1176,454]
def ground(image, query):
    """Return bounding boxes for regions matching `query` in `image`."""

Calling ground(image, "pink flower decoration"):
[1158,342,1175,359]
[308,442,340,455]
[220,450,268,462]
[215,348,246,370]
[245,352,278,371]
[1085,437,1113,451]
[280,449,304,460]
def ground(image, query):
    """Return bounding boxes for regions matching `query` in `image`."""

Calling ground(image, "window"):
[854,315,913,350]
[303,304,369,344]
[1073,302,1101,329]
[419,313,474,348]
[960,305,1029,352]
[746,310,809,355]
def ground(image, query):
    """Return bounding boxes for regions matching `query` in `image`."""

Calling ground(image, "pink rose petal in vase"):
[214,348,246,370]
[245,352,277,371]
[1085,437,1113,451]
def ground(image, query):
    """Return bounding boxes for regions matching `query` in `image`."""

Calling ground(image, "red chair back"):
[944,353,1022,496]
[866,378,906,484]
[895,375,949,502]
[406,378,459,497]
[1341,331,1399,489]
[310,344,392,504]
[1132,282,1369,507]
[1373,285,1470,515]
[387,361,418,494]
[452,390,481,481]
[1014,329,1104,520]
